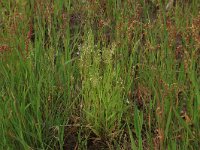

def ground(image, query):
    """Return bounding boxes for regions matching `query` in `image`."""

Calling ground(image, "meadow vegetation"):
[0,0,200,149]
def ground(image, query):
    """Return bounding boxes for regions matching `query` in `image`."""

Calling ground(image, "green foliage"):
[0,0,200,149]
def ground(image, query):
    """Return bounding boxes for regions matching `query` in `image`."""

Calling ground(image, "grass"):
[0,0,200,149]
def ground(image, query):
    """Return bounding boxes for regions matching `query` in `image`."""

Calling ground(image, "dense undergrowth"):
[0,0,200,149]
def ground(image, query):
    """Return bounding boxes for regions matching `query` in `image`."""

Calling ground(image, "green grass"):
[0,0,200,149]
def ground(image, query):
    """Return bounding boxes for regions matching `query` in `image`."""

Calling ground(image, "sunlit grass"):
[0,0,200,149]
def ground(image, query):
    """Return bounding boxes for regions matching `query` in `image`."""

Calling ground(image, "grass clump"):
[79,31,125,140]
